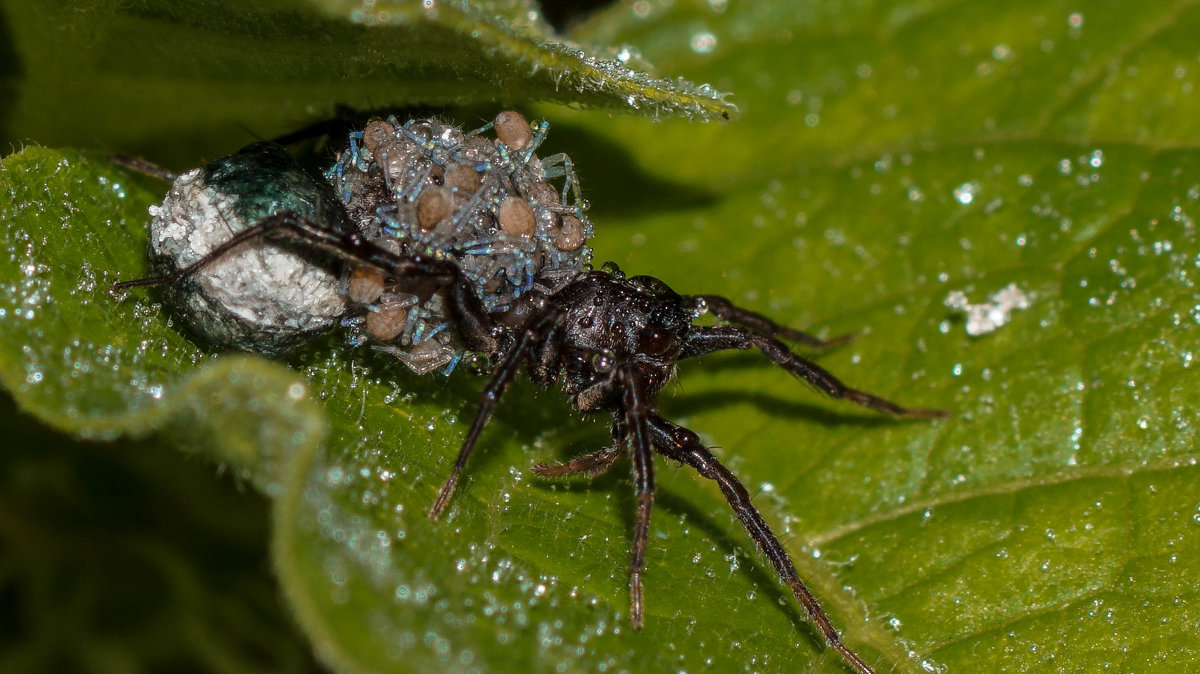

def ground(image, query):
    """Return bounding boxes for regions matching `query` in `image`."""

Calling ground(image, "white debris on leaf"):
[944,283,1032,337]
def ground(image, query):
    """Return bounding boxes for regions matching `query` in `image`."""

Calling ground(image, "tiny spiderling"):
[110,110,946,674]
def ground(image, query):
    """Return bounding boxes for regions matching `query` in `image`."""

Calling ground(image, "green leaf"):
[0,0,733,164]
[4,1,1200,673]
[0,394,319,673]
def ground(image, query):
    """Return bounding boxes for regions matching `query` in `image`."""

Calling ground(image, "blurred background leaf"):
[0,0,731,166]
[3,1,1200,673]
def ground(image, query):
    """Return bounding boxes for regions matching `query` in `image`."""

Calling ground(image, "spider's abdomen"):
[326,113,595,373]
[147,143,348,356]
[135,113,595,371]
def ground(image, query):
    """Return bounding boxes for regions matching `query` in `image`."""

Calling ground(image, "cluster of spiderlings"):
[326,111,594,374]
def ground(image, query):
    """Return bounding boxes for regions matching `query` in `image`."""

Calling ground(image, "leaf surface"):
[0,0,732,165]
[3,1,1200,672]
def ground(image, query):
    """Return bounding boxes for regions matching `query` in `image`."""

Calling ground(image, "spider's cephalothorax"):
[111,112,946,674]
[529,269,697,410]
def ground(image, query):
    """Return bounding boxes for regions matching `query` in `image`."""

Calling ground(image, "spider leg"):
[110,154,177,182]
[681,325,946,419]
[267,105,361,147]
[428,308,560,519]
[110,210,503,354]
[692,294,852,348]
[618,365,656,629]
[531,417,625,477]
[118,215,303,289]
[531,446,623,477]
[110,211,388,291]
[646,413,876,674]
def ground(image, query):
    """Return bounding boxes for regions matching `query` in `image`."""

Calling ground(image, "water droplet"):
[689,31,717,54]
[953,181,980,205]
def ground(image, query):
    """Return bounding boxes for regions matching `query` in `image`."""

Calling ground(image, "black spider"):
[111,114,945,674]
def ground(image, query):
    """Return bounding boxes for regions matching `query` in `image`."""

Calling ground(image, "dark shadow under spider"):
[111,170,946,674]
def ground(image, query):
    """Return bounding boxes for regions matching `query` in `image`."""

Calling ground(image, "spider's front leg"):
[427,307,561,520]
[531,367,660,629]
[530,416,625,478]
[618,365,656,629]
[693,294,853,348]
[647,413,877,674]
[681,324,946,419]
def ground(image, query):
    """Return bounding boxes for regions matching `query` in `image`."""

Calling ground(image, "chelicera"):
[111,111,945,674]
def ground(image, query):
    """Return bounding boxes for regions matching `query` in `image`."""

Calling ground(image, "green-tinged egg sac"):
[326,111,595,374]
[145,143,348,356]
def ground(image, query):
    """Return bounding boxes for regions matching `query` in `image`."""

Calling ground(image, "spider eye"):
[639,327,674,357]
[591,351,614,373]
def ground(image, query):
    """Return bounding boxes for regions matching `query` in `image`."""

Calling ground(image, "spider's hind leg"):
[110,154,177,182]
[109,210,364,291]
[267,105,364,148]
